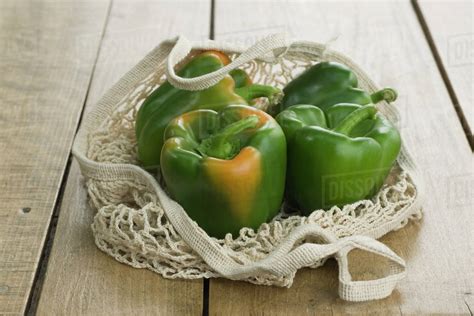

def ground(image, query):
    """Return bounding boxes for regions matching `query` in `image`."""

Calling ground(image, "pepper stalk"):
[198,115,259,159]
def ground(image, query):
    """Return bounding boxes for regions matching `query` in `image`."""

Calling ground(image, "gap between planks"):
[202,4,214,316]
[411,0,473,151]
[209,0,215,40]
[24,1,115,314]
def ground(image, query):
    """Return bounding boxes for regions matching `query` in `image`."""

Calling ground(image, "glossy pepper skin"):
[136,51,281,169]
[276,103,401,213]
[274,62,398,115]
[229,69,252,88]
[161,105,286,238]
[230,69,269,106]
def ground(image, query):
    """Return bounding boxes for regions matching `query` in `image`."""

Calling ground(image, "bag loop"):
[165,33,291,90]
[152,181,406,301]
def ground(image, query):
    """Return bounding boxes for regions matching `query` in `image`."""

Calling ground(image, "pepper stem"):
[235,84,283,105]
[199,115,259,159]
[370,88,398,103]
[333,105,377,135]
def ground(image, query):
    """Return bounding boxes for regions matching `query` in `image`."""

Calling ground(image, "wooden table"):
[1,0,472,315]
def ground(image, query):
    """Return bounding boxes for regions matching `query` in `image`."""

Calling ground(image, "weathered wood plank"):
[211,0,473,314]
[36,0,211,314]
[418,0,473,145]
[36,162,204,316]
[0,1,110,314]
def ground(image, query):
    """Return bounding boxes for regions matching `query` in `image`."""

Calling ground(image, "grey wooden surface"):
[0,0,472,315]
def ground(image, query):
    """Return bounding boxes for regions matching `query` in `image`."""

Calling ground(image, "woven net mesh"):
[85,50,421,287]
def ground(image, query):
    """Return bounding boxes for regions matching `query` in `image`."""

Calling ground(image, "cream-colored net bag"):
[72,34,422,302]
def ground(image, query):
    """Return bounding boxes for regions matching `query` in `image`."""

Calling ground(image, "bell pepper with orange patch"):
[160,105,286,238]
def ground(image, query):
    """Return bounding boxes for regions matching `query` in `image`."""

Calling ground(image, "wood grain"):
[418,0,473,143]
[36,162,203,316]
[0,0,110,314]
[35,0,211,314]
[211,0,474,314]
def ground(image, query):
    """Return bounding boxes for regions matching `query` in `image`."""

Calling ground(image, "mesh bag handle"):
[165,34,290,90]
[72,34,417,301]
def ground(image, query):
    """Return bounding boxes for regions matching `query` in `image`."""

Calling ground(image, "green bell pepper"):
[161,105,287,238]
[229,69,253,88]
[276,103,401,213]
[274,61,398,115]
[136,51,281,169]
